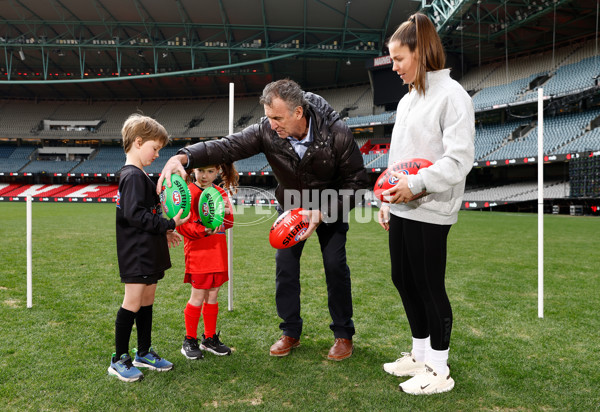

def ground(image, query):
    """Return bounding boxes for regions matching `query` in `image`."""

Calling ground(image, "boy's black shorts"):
[121,271,165,285]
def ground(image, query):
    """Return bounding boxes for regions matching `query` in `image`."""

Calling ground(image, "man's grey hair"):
[260,79,309,115]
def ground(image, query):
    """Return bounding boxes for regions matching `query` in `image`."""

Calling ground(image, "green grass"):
[0,203,599,411]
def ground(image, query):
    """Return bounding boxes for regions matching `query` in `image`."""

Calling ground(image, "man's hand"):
[297,209,322,241]
[156,154,189,195]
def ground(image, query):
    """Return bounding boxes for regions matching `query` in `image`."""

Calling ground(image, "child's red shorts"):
[184,271,228,289]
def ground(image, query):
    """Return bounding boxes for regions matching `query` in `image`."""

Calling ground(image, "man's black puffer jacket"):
[178,92,369,220]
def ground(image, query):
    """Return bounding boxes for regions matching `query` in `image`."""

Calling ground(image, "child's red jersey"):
[177,183,233,275]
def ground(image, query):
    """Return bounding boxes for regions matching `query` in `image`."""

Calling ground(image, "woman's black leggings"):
[388,214,452,351]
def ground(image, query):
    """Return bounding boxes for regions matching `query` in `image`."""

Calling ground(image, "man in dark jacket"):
[158,79,369,361]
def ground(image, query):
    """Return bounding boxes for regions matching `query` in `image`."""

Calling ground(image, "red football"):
[269,208,311,249]
[373,158,433,202]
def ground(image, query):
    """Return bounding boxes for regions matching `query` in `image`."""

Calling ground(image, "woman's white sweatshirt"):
[388,69,475,225]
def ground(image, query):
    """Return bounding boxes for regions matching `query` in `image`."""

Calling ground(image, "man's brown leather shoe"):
[327,338,353,360]
[269,335,300,357]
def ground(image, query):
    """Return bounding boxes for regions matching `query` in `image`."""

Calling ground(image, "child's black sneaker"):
[200,332,231,356]
[181,336,204,360]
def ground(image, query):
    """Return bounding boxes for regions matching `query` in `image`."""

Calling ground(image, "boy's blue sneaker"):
[107,353,144,382]
[132,348,174,372]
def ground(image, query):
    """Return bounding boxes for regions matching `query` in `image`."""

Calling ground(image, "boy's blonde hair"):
[121,113,170,153]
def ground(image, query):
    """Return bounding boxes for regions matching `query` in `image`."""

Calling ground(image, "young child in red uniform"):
[177,163,239,358]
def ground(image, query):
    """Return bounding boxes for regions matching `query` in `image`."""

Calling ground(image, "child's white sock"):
[429,348,450,376]
[411,336,430,363]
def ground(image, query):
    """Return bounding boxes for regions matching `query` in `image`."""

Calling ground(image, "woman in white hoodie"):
[378,12,475,395]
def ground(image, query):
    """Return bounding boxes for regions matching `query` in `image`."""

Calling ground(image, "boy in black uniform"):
[108,114,189,382]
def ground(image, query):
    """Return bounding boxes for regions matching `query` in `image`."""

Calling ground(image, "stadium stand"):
[345,112,395,127]
[559,126,600,154]
[234,153,269,173]
[21,160,80,174]
[464,181,569,202]
[462,40,597,95]
[70,146,125,174]
[144,145,184,175]
[361,153,383,168]
[1,37,599,209]
[0,146,36,173]
[233,186,277,204]
[2,183,119,199]
[544,109,600,154]
[477,108,600,160]
[474,121,522,160]
[318,85,373,118]
[366,153,389,169]
[0,183,22,196]
[472,73,544,110]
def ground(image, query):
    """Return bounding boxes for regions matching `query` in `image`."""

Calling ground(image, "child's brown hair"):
[186,163,239,194]
[121,113,170,153]
[218,163,239,194]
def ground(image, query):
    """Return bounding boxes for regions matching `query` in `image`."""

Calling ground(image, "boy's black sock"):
[115,306,137,359]
[136,305,153,356]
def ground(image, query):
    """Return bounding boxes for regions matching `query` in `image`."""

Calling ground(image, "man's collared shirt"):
[286,117,313,159]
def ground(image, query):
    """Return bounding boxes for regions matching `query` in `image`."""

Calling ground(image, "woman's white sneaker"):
[383,352,426,377]
[398,365,454,395]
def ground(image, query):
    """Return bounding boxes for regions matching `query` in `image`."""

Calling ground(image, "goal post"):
[227,82,234,312]
[538,88,544,319]
[27,195,32,308]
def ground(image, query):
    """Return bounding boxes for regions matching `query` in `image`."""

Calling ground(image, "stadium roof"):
[424,0,599,69]
[0,0,598,100]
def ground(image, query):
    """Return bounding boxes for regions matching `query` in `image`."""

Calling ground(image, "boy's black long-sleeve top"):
[116,165,175,278]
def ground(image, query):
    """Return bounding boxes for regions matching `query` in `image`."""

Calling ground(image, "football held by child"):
[177,164,238,359]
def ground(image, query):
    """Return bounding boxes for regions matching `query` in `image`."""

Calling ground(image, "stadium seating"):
[0,38,596,148]
[559,127,600,154]
[474,121,521,160]
[367,153,389,169]
[475,108,600,160]
[345,112,395,127]
[2,183,119,199]
[472,73,543,110]
[539,56,599,97]
[234,153,269,173]
[318,85,373,117]
[359,153,384,168]
[464,180,570,201]
[70,146,124,174]
[232,186,276,204]
[1,38,598,206]
[461,39,595,94]
[144,146,183,174]
[0,146,36,173]
[21,160,80,174]
[0,183,22,196]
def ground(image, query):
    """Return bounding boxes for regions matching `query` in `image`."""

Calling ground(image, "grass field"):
[0,202,599,411]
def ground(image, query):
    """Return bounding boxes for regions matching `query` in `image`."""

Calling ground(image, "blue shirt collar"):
[286,117,312,159]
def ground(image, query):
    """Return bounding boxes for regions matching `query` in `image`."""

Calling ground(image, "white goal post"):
[227,82,234,312]
[27,195,32,308]
[538,88,544,319]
